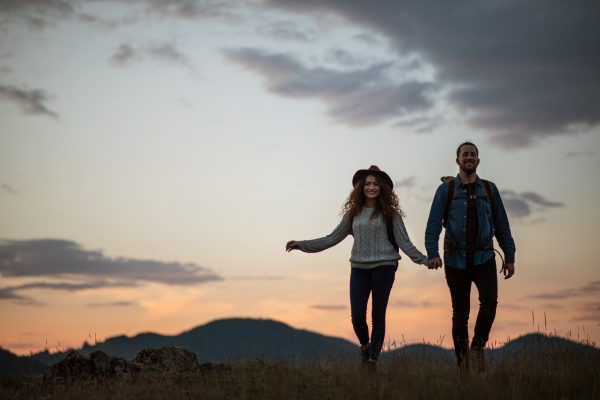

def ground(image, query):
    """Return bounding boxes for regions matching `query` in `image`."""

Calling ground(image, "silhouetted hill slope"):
[382,333,597,363]
[25,319,598,367]
[488,333,597,357]
[0,347,48,381]
[28,318,358,365]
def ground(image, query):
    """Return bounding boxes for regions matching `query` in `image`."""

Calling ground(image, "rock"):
[41,350,97,386]
[90,350,140,381]
[132,346,199,373]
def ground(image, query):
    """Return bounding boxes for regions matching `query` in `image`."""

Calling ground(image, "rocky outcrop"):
[90,350,140,381]
[132,346,199,373]
[41,350,97,386]
[41,349,140,385]
[39,346,242,386]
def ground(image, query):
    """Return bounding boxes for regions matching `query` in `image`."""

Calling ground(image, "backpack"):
[441,178,505,267]
[442,178,495,228]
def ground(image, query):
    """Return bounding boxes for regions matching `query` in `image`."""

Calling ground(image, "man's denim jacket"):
[425,175,516,270]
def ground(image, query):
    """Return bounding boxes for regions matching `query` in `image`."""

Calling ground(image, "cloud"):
[394,177,416,189]
[498,303,525,311]
[229,276,287,280]
[86,301,137,307]
[394,300,440,308]
[580,281,600,294]
[0,0,241,29]
[0,287,43,306]
[310,304,347,310]
[352,32,380,45]
[257,21,315,42]
[0,280,138,305]
[138,0,243,21]
[527,281,600,300]
[0,0,74,30]
[500,190,563,219]
[147,42,198,73]
[565,151,597,159]
[568,315,599,323]
[223,48,434,127]
[263,0,600,148]
[109,44,143,68]
[78,13,138,31]
[1,184,18,194]
[110,42,198,73]
[0,85,58,119]
[0,239,223,286]
[519,192,564,208]
[568,301,600,322]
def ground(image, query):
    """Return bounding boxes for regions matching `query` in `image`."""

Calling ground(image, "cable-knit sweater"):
[298,207,429,269]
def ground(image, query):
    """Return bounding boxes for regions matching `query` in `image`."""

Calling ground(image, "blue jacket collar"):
[454,174,482,188]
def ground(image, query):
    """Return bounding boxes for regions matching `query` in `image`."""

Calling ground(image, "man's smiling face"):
[456,144,480,174]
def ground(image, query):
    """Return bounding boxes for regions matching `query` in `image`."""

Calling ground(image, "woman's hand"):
[286,240,300,252]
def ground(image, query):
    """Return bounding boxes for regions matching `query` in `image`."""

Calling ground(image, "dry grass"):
[2,334,598,400]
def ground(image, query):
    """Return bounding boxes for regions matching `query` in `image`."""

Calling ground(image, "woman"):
[286,165,429,369]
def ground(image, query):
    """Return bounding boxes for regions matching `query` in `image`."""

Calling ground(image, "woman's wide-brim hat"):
[352,165,393,189]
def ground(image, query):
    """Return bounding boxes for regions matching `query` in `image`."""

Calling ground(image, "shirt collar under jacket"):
[454,174,483,189]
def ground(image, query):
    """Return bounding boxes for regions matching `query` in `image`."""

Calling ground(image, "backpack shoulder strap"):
[443,179,456,226]
[386,216,399,253]
[481,180,495,213]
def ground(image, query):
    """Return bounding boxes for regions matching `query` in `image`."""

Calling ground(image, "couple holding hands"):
[286,141,516,371]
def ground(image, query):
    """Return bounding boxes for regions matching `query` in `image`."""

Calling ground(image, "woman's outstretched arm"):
[286,214,352,253]
[392,211,429,265]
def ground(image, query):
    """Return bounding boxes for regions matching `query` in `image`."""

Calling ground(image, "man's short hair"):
[456,141,479,158]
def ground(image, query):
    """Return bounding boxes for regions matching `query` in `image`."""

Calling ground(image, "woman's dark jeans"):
[445,256,498,366]
[350,264,396,361]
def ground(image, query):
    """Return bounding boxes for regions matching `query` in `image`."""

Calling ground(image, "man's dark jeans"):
[350,265,396,361]
[445,256,498,366]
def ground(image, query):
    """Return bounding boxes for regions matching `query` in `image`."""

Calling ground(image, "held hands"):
[427,257,443,270]
[286,240,300,252]
[500,263,515,279]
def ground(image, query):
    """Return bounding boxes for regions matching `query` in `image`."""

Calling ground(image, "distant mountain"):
[28,318,358,365]
[485,333,598,358]
[23,319,598,368]
[0,347,48,381]
[381,332,597,364]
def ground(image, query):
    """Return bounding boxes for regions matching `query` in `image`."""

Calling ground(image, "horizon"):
[1,0,599,356]
[10,315,599,358]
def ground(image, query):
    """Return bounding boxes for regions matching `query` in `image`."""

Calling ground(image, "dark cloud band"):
[264,0,600,148]
[0,239,223,286]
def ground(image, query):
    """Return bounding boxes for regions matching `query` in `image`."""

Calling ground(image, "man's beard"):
[459,161,478,174]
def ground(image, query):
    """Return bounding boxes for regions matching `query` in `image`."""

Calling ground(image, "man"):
[425,142,516,371]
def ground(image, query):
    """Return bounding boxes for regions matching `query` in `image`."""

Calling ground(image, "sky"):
[1,0,599,356]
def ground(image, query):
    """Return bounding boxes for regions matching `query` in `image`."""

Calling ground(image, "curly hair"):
[341,173,405,225]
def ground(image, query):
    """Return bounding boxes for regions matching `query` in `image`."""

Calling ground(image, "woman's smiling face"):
[363,174,381,200]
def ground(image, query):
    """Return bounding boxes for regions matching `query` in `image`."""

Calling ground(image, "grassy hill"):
[20,318,598,368]
[0,347,48,382]
[28,318,358,365]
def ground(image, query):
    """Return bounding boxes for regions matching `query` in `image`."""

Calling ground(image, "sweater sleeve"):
[393,211,429,265]
[298,214,352,253]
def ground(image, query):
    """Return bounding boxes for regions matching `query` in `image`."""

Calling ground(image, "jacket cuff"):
[427,248,440,260]
[504,253,515,264]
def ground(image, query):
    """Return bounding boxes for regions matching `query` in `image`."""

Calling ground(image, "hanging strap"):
[386,218,399,253]
[443,238,505,268]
